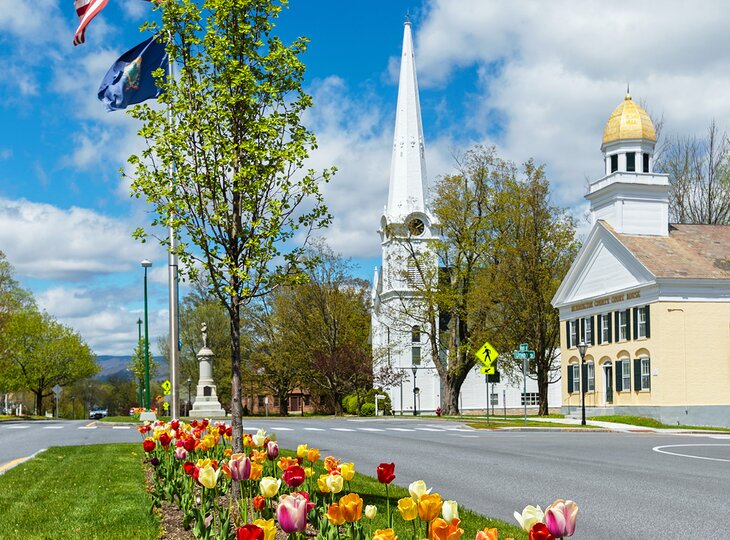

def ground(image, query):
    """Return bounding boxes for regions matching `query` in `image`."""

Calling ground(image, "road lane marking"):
[0,448,46,475]
[42,426,65,429]
[415,427,443,432]
[273,427,293,431]
[386,428,415,432]
[304,428,325,431]
[330,428,355,432]
[358,427,384,432]
[456,435,479,438]
[709,435,730,439]
[78,426,97,430]
[7,425,30,429]
[112,426,131,430]
[653,444,730,463]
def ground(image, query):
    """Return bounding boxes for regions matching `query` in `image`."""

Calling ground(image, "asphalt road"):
[2,417,728,539]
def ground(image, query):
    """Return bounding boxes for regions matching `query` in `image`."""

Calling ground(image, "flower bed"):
[141,419,579,540]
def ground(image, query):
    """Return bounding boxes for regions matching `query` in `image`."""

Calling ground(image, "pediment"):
[552,222,655,308]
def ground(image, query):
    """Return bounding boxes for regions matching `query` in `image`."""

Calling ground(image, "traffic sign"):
[513,351,535,360]
[162,380,171,395]
[475,341,499,366]
[479,364,495,375]
[519,343,529,352]
[52,384,62,397]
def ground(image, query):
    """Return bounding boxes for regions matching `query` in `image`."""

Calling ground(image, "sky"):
[2,0,730,356]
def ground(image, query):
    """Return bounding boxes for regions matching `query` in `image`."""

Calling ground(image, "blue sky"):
[2,0,730,355]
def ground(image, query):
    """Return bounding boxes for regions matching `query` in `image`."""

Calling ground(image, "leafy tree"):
[656,120,730,224]
[0,250,34,338]
[128,0,333,450]
[0,309,99,415]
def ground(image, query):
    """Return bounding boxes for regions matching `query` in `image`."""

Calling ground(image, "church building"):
[371,22,561,414]
[552,93,730,427]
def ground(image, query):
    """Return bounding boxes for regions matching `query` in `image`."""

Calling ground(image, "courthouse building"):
[552,94,730,427]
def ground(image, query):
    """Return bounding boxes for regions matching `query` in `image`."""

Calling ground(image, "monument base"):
[139,411,157,422]
[189,397,226,418]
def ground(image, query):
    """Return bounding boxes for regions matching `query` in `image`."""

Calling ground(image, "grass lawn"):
[0,444,159,539]
[0,415,48,422]
[588,414,730,432]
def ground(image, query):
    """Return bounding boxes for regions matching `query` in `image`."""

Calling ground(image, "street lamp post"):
[141,259,152,410]
[136,318,143,407]
[411,366,418,416]
[186,377,192,416]
[577,341,588,426]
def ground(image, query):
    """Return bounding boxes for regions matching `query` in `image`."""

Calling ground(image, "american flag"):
[73,0,109,46]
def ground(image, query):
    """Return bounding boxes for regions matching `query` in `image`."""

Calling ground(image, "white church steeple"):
[386,21,428,223]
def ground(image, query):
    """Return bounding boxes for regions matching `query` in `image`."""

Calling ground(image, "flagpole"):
[166,36,181,420]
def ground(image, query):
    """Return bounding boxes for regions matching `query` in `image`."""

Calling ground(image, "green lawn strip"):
[0,415,48,422]
[0,443,159,540]
[588,414,730,432]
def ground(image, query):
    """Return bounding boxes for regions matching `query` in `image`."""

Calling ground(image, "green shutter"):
[590,316,595,345]
[614,311,620,342]
[565,320,570,348]
[615,360,623,391]
[632,307,638,340]
[607,313,613,343]
[634,358,642,391]
[580,318,585,344]
[626,309,632,340]
[645,306,651,338]
[567,365,574,393]
[582,363,588,394]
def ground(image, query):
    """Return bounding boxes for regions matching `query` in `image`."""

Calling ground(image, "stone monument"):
[189,323,227,418]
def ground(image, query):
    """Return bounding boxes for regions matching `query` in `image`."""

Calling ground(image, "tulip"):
[266,440,279,460]
[150,457,160,467]
[409,480,432,501]
[529,523,555,540]
[429,517,464,540]
[397,497,417,521]
[276,493,308,534]
[175,447,188,461]
[252,450,267,464]
[324,455,341,473]
[325,503,345,526]
[224,454,251,481]
[159,432,172,449]
[317,474,331,493]
[182,436,197,453]
[259,476,281,499]
[277,456,299,471]
[475,528,498,540]
[236,524,264,540]
[417,493,443,522]
[249,463,263,481]
[340,462,355,481]
[170,419,180,431]
[514,505,544,532]
[339,493,363,523]
[282,465,306,488]
[252,428,267,447]
[253,519,276,540]
[253,495,266,511]
[296,443,308,459]
[142,438,156,453]
[292,491,316,514]
[365,505,378,520]
[326,473,344,494]
[544,500,578,538]
[376,462,395,484]
[183,461,196,476]
[442,500,458,523]
[198,463,220,489]
[307,447,320,463]
[373,528,397,540]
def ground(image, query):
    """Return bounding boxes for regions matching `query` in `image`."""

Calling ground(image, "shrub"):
[360,403,375,416]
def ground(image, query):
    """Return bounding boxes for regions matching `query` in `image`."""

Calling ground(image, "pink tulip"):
[174,447,188,461]
[228,453,252,481]
[267,441,279,460]
[545,499,578,538]
[276,493,308,534]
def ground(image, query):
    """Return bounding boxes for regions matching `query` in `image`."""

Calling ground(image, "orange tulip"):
[277,456,298,471]
[251,450,267,464]
[429,518,463,540]
[418,493,443,522]
[325,503,345,526]
[307,448,320,463]
[249,462,263,481]
[373,529,397,540]
[339,493,363,522]
[475,528,499,540]
[324,455,341,473]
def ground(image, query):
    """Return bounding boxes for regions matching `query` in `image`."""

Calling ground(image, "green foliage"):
[342,394,358,414]
[0,444,159,539]
[343,388,392,415]
[360,402,375,416]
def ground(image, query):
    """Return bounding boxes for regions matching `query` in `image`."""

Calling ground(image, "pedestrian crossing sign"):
[475,341,498,374]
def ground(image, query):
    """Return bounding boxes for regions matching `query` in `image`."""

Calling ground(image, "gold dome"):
[602,93,656,145]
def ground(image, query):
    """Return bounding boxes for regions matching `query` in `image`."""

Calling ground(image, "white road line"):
[304,427,325,432]
[457,435,479,438]
[447,428,476,432]
[78,426,97,430]
[42,426,65,430]
[273,427,294,431]
[709,435,730,439]
[386,428,415,432]
[112,426,131,430]
[7,425,30,429]
[652,444,730,463]
[358,427,384,432]
[330,428,356,432]
[415,427,443,432]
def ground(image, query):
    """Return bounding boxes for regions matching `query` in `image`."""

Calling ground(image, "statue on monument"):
[201,322,208,348]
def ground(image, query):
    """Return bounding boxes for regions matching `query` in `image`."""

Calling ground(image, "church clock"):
[407,218,425,236]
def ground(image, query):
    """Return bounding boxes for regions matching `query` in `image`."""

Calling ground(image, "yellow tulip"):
[249,462,263,481]
[307,448,320,463]
[198,464,220,489]
[340,462,355,481]
[296,443,308,459]
[326,473,344,494]
[259,476,281,499]
[398,497,418,521]
[317,474,331,493]
[339,493,363,522]
[373,529,397,540]
[305,466,314,478]
[254,519,276,540]
[418,493,443,522]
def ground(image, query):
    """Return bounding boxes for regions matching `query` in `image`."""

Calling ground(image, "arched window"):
[411,325,420,343]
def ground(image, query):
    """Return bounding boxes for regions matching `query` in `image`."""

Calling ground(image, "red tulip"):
[170,419,180,430]
[182,437,197,453]
[253,495,266,511]
[529,523,555,540]
[236,524,264,540]
[159,432,172,449]
[142,438,156,453]
[376,463,395,484]
[282,465,306,488]
[183,461,196,476]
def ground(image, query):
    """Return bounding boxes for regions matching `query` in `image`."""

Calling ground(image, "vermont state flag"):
[98,35,168,111]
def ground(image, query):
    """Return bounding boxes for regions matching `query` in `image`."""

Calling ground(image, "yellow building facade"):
[553,95,730,427]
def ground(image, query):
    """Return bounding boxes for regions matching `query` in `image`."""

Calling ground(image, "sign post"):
[512,343,535,426]
[52,385,62,418]
[476,341,498,425]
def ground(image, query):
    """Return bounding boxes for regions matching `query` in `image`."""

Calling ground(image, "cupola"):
[601,93,657,176]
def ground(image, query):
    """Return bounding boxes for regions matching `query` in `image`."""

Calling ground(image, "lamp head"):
[411,366,417,376]
[577,341,588,358]
[141,259,152,268]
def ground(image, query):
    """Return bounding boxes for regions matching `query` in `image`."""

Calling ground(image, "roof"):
[602,93,657,145]
[602,221,730,279]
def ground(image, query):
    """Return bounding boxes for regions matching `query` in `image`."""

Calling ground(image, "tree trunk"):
[230,297,243,454]
[537,364,549,416]
[34,388,43,416]
[278,392,289,416]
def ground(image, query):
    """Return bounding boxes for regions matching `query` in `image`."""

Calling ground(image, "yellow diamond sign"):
[475,341,498,374]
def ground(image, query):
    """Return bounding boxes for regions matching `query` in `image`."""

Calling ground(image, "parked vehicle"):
[89,407,108,420]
